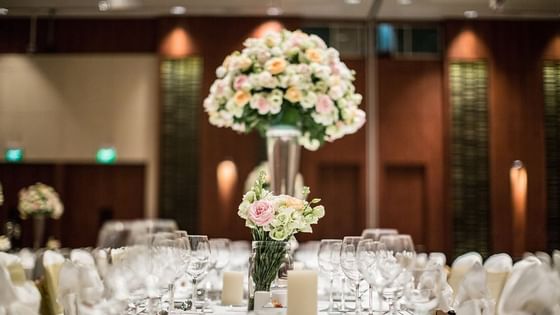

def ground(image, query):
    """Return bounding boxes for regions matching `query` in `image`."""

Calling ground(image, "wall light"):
[0,8,8,15]
[217,160,238,210]
[170,6,186,15]
[510,160,527,256]
[345,0,361,4]
[98,0,110,11]
[464,10,479,18]
[398,0,412,5]
[266,6,283,16]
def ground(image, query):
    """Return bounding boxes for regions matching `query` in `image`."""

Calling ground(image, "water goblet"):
[318,239,342,313]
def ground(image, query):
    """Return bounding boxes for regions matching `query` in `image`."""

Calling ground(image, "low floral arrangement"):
[238,171,325,310]
[204,29,366,150]
[18,183,64,219]
[238,171,325,241]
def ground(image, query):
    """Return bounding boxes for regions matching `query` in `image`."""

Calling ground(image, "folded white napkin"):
[453,262,496,315]
[70,249,95,266]
[449,252,483,294]
[484,253,512,273]
[498,262,560,315]
[483,253,512,306]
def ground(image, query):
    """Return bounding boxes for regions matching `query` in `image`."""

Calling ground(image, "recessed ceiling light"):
[170,6,186,15]
[345,0,361,4]
[98,1,110,11]
[0,8,8,15]
[266,6,283,16]
[398,0,412,5]
[464,10,478,18]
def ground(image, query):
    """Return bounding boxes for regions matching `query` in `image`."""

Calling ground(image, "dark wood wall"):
[0,163,145,247]
[378,20,560,255]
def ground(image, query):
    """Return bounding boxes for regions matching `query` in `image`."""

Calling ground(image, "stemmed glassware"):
[404,266,441,315]
[186,235,211,313]
[208,238,231,292]
[378,234,416,315]
[340,236,364,314]
[357,239,387,315]
[318,239,342,313]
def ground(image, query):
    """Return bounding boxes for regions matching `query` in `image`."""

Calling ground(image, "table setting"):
[0,27,560,315]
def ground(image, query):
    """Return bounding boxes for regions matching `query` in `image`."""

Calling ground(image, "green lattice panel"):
[450,61,490,258]
[159,58,203,233]
[544,61,560,251]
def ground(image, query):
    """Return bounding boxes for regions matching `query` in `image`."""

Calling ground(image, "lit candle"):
[221,271,244,306]
[287,270,317,315]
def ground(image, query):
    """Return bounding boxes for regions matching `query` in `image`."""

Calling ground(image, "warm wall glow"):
[160,26,195,58]
[447,27,489,59]
[251,20,284,38]
[217,160,238,210]
[510,160,527,256]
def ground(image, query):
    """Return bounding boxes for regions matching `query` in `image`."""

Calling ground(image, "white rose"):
[328,85,345,100]
[215,66,227,78]
[300,91,317,109]
[203,96,219,113]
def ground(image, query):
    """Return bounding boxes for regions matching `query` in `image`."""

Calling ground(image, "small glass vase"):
[248,241,290,311]
[32,215,46,249]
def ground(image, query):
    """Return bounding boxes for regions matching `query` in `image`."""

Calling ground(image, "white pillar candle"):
[221,271,244,306]
[287,270,317,315]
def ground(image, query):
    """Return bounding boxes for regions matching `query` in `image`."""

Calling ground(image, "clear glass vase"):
[248,241,291,311]
[266,125,301,196]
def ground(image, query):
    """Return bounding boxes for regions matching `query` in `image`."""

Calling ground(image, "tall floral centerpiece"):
[239,171,325,310]
[204,29,366,196]
[18,183,64,249]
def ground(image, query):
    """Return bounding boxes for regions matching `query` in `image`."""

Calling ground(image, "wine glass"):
[186,235,211,312]
[208,238,231,294]
[379,234,416,314]
[357,239,387,315]
[404,266,441,315]
[361,229,398,241]
[341,236,364,314]
[318,239,342,313]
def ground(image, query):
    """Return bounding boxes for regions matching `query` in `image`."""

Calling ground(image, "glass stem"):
[368,284,373,314]
[329,275,334,313]
[355,282,361,314]
[341,277,346,312]
[168,283,175,312]
[192,278,198,307]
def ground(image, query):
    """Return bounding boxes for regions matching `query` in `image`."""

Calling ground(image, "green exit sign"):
[5,148,24,163]
[96,147,117,164]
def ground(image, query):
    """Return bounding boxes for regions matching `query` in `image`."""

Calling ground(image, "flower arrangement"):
[239,171,325,310]
[204,29,366,150]
[18,183,64,219]
[238,171,325,241]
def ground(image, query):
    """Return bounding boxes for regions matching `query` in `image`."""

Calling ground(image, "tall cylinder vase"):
[266,125,301,196]
[32,215,46,250]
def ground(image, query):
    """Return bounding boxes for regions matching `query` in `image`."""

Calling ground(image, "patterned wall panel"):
[449,61,490,257]
[544,61,560,251]
[160,58,203,233]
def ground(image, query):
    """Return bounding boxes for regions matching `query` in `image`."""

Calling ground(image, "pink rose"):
[249,200,275,227]
[316,94,335,114]
[234,75,250,90]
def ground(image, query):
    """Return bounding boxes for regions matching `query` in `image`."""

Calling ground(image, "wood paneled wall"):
[445,20,560,256]
[377,59,445,252]
[0,163,145,248]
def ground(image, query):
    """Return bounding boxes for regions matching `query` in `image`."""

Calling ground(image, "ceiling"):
[0,0,559,19]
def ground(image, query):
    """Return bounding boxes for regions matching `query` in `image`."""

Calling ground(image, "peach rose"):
[285,86,302,103]
[305,48,324,64]
[233,90,251,107]
[265,57,287,75]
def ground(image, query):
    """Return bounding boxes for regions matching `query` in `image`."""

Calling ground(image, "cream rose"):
[284,86,302,103]
[233,90,251,107]
[265,57,287,75]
